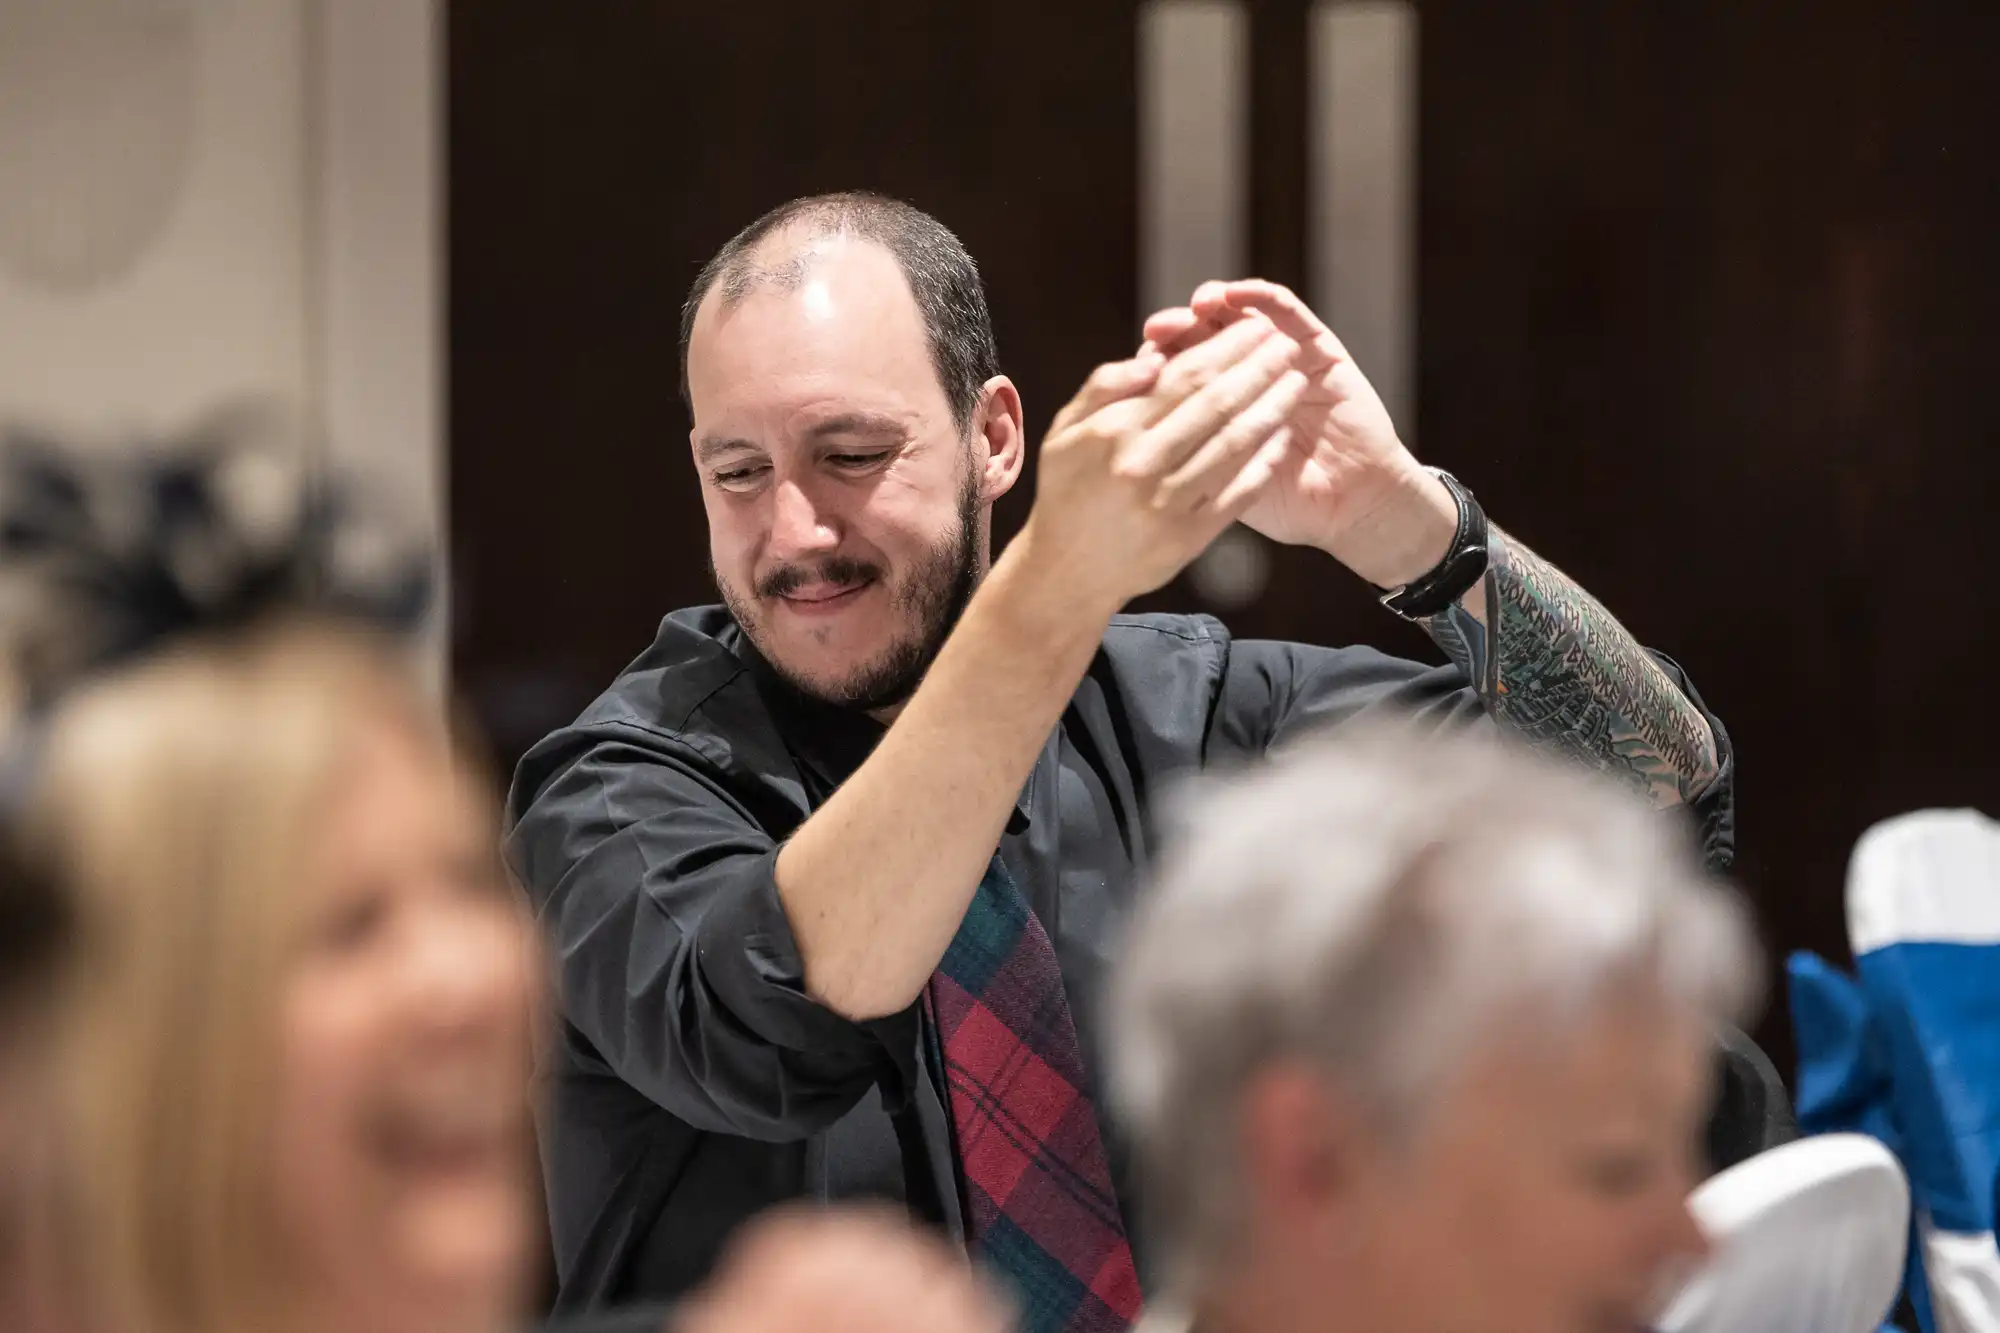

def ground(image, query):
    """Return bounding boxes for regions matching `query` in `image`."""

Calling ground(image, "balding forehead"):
[712,229,888,311]
[716,250,813,306]
[684,233,948,429]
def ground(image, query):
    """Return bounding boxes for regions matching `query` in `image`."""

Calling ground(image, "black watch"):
[1378,469,1489,621]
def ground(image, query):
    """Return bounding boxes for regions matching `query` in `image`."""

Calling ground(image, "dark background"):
[449,0,2000,1076]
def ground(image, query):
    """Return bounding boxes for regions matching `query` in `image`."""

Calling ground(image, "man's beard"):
[715,471,983,713]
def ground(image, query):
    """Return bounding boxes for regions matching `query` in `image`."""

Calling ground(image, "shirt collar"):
[721,615,1039,832]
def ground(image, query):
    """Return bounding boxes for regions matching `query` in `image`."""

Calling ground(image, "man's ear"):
[971,376,1025,506]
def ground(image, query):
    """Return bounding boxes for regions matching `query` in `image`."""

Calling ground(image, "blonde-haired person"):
[0,433,536,1333]
[28,620,542,1333]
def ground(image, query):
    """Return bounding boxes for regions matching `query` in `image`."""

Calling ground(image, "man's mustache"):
[757,555,883,600]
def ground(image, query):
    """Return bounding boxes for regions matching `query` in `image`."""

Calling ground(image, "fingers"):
[1140,305,1211,353]
[1190,278,1234,319]
[1213,279,1320,334]
[1144,295,1264,356]
[1154,369,1308,512]
[1184,277,1353,376]
[1123,323,1298,475]
[1047,350,1166,437]
[1215,279,1352,370]
[1124,312,1281,436]
[1078,293,1302,448]
[1141,306,1198,344]
[1213,424,1309,517]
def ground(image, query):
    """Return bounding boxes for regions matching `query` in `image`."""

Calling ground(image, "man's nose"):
[766,478,840,562]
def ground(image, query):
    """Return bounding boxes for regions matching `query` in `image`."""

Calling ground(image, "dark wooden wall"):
[450,0,2000,1075]
[449,1,1146,763]
[1411,0,2000,1073]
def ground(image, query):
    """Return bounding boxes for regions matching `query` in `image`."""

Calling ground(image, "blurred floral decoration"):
[0,404,434,714]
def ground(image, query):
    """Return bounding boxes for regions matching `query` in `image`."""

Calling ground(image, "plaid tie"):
[928,855,1143,1333]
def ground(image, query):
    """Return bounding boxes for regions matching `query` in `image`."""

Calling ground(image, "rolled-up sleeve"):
[1212,639,1738,873]
[506,728,912,1141]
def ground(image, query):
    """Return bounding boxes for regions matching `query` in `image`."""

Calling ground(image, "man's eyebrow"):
[804,413,911,443]
[694,436,760,466]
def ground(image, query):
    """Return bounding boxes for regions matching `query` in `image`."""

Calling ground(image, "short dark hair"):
[0,822,71,1010]
[678,192,1001,433]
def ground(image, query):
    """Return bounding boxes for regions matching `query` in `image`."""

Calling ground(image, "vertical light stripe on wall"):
[1311,0,1417,439]
[1139,0,1249,322]
[313,0,446,680]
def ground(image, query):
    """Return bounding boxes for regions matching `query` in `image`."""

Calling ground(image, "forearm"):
[1423,527,1720,806]
[775,530,1112,1020]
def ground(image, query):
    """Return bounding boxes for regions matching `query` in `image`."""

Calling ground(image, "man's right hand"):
[1018,314,1309,614]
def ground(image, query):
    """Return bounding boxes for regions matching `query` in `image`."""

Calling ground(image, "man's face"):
[1254,998,1714,1333]
[686,236,991,712]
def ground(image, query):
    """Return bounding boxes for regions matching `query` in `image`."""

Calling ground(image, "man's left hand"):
[1144,279,1457,591]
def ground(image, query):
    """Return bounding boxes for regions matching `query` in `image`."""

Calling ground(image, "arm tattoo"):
[1422,529,1720,807]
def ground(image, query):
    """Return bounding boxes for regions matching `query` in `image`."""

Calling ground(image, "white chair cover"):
[1657,1133,1909,1333]
[1847,809,2000,1333]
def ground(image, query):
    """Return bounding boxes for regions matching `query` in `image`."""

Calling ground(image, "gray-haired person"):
[1108,726,1762,1333]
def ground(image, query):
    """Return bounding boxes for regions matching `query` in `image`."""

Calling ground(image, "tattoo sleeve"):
[1422,528,1720,807]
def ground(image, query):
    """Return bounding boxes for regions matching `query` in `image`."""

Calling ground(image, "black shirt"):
[505,606,1736,1313]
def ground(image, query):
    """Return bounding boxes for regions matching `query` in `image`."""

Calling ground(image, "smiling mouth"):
[776,580,872,613]
[366,1094,522,1183]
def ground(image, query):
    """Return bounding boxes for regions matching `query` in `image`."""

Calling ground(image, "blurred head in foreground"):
[32,625,537,1333]
[1109,726,1761,1333]
[672,1207,1014,1333]
[4,433,538,1333]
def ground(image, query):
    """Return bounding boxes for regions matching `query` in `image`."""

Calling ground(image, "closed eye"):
[710,462,769,489]
[826,452,889,472]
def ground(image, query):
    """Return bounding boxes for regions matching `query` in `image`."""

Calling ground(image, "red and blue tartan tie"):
[927,855,1143,1333]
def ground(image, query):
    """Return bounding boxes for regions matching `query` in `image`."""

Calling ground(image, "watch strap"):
[1379,469,1489,621]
